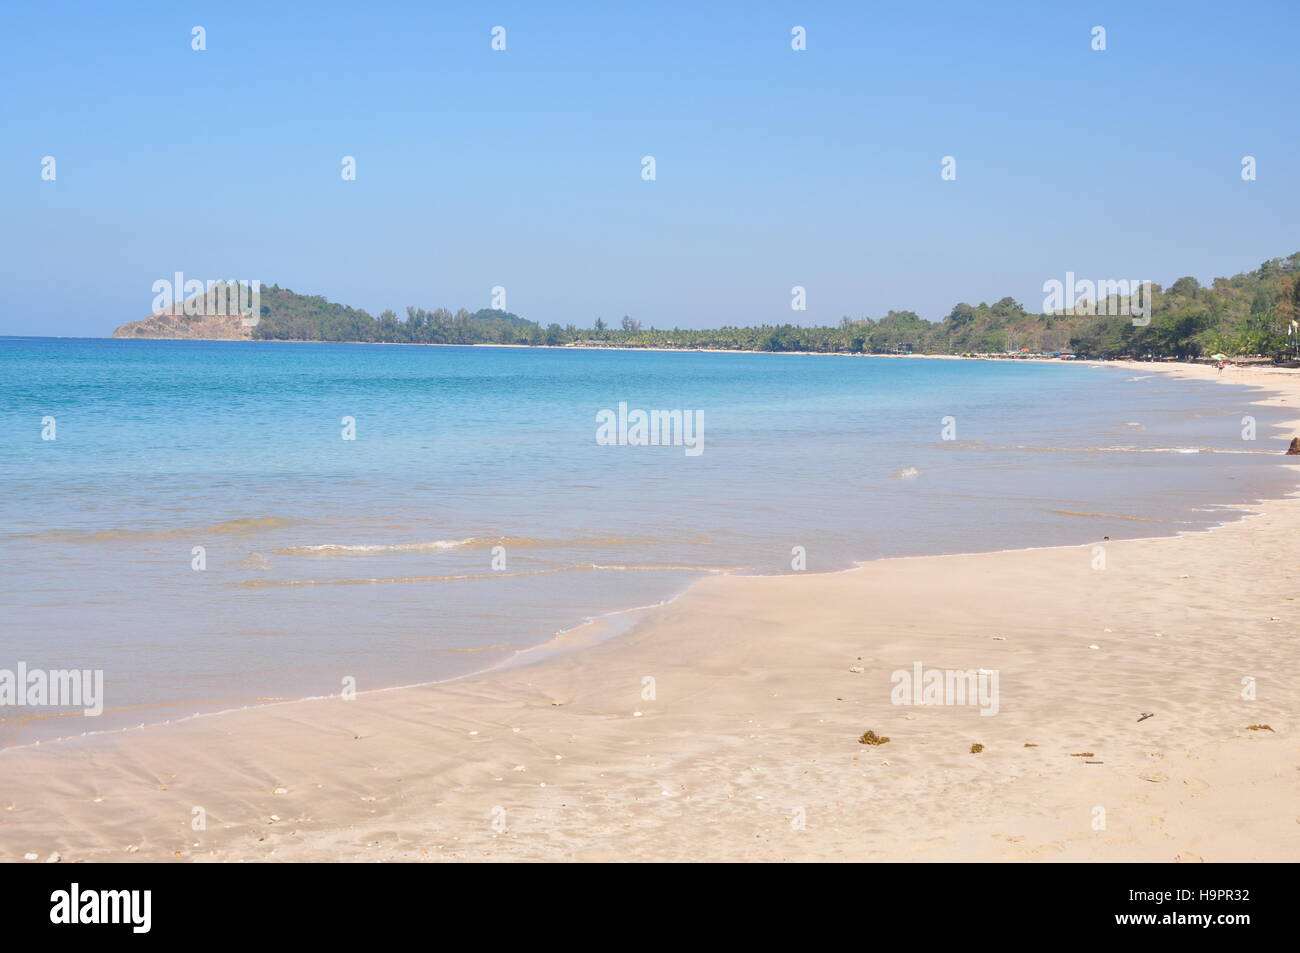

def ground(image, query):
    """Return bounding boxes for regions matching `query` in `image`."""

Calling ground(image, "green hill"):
[252,286,535,345]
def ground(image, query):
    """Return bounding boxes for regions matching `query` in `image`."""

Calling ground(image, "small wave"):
[205,517,293,534]
[1049,509,1180,523]
[1119,447,1276,455]
[584,563,738,573]
[233,562,731,587]
[272,536,498,555]
[1011,445,1249,454]
[892,467,921,479]
[28,516,294,544]
[234,569,560,587]
[429,643,522,654]
[270,534,654,556]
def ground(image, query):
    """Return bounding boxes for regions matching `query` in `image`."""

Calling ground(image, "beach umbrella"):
[1211,353,1226,360]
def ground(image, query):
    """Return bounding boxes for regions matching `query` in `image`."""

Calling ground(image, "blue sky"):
[3,0,1298,337]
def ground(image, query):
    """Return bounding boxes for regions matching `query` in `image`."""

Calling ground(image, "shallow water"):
[0,339,1294,745]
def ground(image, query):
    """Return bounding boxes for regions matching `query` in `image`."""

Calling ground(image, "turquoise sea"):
[1,338,1294,745]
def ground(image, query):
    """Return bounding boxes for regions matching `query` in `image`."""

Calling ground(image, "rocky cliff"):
[111,311,253,340]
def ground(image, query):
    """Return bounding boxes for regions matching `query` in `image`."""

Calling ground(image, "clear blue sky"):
[3,0,1298,337]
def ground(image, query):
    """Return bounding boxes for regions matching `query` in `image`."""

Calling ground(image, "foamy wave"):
[584,563,738,573]
[273,536,491,555]
[271,534,653,556]
[892,467,921,479]
[1012,445,1267,455]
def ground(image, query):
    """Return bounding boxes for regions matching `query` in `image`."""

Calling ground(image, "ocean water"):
[1,338,1295,746]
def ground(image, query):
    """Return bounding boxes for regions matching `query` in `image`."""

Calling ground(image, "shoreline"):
[41,330,1270,366]
[2,359,1287,752]
[2,360,1298,862]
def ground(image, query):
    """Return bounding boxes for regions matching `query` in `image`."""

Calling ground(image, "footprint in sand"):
[1183,777,1210,793]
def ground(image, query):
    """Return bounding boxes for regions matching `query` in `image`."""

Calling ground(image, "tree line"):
[251,253,1300,360]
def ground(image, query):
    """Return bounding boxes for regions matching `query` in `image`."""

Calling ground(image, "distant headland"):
[113,253,1300,361]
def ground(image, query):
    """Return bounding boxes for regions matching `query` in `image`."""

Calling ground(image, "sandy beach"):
[1,359,1297,863]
